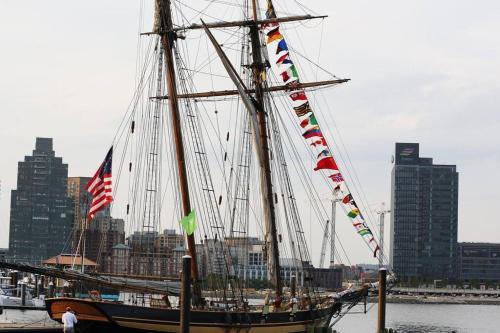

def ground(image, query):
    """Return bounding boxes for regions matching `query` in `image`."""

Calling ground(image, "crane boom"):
[318,220,330,268]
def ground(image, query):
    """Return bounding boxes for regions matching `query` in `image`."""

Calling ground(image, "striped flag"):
[329,173,344,182]
[86,147,113,220]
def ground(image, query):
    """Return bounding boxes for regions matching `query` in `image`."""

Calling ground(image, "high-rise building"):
[67,177,92,230]
[458,242,500,283]
[82,217,125,267]
[8,138,74,264]
[390,143,458,281]
[68,176,113,259]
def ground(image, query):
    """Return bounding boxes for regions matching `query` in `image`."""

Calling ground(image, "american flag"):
[86,147,113,220]
[329,173,344,183]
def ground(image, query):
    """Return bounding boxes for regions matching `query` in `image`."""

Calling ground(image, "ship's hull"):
[46,298,339,333]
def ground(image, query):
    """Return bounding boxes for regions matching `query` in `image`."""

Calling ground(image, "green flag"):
[347,208,360,218]
[181,210,197,235]
[358,229,371,236]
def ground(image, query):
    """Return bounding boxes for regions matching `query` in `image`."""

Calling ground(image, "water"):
[334,303,499,333]
[0,304,498,332]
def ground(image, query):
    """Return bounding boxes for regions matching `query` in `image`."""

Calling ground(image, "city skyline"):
[0,0,499,264]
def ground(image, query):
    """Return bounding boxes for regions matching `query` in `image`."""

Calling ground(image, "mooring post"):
[34,274,39,298]
[181,255,192,333]
[21,282,27,306]
[10,271,18,289]
[40,275,45,295]
[377,268,387,333]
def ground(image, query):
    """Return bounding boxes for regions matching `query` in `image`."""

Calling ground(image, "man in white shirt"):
[61,307,78,333]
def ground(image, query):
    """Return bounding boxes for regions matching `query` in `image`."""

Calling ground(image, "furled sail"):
[0,261,180,295]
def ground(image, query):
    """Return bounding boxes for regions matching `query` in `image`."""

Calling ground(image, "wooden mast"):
[250,0,282,297]
[155,0,201,302]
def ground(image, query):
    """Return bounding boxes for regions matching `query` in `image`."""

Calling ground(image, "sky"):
[0,0,499,265]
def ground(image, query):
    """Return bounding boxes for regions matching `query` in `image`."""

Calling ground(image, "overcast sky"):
[0,0,499,264]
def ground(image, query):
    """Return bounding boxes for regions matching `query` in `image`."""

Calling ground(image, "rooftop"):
[42,254,97,266]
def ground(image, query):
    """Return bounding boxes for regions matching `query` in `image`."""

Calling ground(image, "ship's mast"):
[250,0,282,297]
[155,0,201,302]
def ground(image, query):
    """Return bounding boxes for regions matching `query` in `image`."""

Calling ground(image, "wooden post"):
[34,274,39,298]
[40,275,45,295]
[10,271,18,291]
[180,255,191,333]
[21,282,26,306]
[377,268,387,333]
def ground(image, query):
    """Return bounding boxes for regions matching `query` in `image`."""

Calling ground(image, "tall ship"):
[42,0,389,331]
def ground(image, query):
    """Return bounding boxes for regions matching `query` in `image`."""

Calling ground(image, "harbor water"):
[0,304,498,332]
[334,303,499,333]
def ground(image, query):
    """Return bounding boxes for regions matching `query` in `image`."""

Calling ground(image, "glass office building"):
[390,143,458,280]
[8,138,73,264]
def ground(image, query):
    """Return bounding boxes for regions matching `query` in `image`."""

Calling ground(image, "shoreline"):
[367,295,500,306]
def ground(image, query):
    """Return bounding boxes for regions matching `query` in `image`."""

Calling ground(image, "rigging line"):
[269,89,352,267]
[221,28,245,232]
[134,0,143,88]
[270,88,336,237]
[199,0,247,9]
[260,0,296,18]
[114,50,159,222]
[124,50,158,234]
[180,67,229,78]
[112,38,156,146]
[315,19,324,81]
[113,42,158,212]
[189,28,245,74]
[293,0,321,17]
[268,22,382,255]
[279,30,376,235]
[176,50,239,294]
[267,96,314,278]
[174,54,242,213]
[276,17,339,80]
[174,0,232,24]
[308,87,384,245]
[268,74,336,289]
[287,45,340,80]
[273,93,383,259]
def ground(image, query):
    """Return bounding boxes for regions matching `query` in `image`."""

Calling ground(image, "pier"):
[390,287,500,297]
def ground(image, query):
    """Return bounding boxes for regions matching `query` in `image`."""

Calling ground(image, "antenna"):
[376,202,391,269]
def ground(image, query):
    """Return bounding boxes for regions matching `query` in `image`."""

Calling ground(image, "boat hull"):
[46,298,338,333]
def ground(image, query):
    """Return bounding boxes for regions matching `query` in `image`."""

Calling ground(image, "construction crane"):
[376,202,391,269]
[318,220,330,268]
[319,197,341,268]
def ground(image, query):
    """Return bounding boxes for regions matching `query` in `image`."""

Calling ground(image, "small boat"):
[0,276,45,308]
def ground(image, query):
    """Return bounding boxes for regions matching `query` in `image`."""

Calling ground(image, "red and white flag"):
[86,147,113,220]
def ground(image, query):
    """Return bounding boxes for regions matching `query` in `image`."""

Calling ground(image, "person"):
[273,296,283,312]
[61,307,77,333]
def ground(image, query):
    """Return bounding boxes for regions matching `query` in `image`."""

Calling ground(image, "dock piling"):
[291,275,296,298]
[20,282,26,306]
[181,255,192,333]
[377,268,387,333]
[34,274,39,298]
